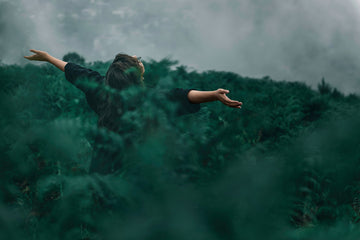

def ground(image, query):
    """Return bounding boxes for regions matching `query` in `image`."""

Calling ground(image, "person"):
[24,49,243,174]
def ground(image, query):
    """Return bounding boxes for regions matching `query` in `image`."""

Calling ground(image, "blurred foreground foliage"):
[1,56,360,239]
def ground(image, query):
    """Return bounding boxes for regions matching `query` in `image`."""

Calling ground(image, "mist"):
[1,0,360,93]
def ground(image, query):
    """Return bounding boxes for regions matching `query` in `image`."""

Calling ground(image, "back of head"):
[98,53,144,132]
[105,53,143,90]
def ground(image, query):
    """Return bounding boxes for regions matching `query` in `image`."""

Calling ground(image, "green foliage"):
[0,58,360,239]
[63,52,86,66]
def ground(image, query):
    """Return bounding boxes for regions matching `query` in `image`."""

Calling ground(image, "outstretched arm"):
[188,89,242,108]
[24,49,67,72]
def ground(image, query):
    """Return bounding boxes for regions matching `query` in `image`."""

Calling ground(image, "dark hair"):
[98,53,144,132]
[105,53,143,90]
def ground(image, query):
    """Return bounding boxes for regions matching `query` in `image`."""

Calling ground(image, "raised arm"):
[24,49,105,115]
[187,88,242,108]
[24,49,67,72]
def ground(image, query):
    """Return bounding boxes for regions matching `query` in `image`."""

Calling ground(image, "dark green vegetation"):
[1,54,360,239]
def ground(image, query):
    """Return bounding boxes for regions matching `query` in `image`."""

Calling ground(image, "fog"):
[1,0,360,93]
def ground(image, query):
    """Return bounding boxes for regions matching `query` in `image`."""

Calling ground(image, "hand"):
[24,49,50,62]
[215,88,242,109]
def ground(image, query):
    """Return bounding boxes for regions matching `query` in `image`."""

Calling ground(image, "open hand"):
[215,88,242,108]
[24,49,50,62]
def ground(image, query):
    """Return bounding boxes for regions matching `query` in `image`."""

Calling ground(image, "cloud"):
[2,0,360,93]
[0,1,33,63]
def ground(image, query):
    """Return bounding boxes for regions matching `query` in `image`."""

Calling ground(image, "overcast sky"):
[1,0,360,94]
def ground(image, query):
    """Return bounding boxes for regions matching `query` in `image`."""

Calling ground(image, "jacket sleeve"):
[166,88,201,116]
[64,62,105,115]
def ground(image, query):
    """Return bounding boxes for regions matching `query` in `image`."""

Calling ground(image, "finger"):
[30,49,39,53]
[219,89,230,94]
[24,54,35,59]
[231,101,242,106]
[223,100,239,106]
[234,102,243,108]
[224,96,242,105]
[229,102,242,107]
[220,99,238,106]
[223,98,240,104]
[226,101,240,105]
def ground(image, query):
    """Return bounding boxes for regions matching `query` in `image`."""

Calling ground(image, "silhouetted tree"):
[63,52,86,65]
[318,77,332,95]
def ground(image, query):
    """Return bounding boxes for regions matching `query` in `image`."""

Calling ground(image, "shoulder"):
[64,62,104,84]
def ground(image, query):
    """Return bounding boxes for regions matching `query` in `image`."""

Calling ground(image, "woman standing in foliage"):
[24,49,242,174]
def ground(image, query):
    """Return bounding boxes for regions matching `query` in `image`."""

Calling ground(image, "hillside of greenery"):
[0,53,360,239]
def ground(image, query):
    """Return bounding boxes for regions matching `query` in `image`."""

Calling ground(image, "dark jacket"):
[64,62,201,174]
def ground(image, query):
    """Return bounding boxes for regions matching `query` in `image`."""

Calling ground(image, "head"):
[105,53,145,90]
[98,53,145,131]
